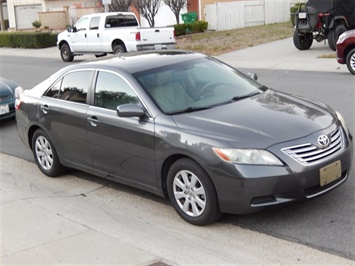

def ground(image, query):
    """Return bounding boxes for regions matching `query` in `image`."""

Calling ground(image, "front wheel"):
[167,158,221,225]
[293,31,313,50]
[346,48,355,75]
[60,43,74,62]
[32,129,65,177]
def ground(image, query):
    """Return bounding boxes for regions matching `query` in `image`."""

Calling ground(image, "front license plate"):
[319,160,341,187]
[298,12,307,19]
[0,104,10,115]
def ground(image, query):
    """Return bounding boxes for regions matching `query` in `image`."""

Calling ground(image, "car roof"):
[65,50,207,74]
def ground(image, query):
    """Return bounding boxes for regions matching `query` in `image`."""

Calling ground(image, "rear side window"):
[105,14,138,28]
[94,71,139,110]
[89,17,100,30]
[45,71,93,104]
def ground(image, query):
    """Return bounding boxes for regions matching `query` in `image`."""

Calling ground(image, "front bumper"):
[210,128,353,214]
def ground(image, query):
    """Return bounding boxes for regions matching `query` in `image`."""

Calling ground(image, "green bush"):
[32,20,42,29]
[174,21,209,36]
[0,32,57,48]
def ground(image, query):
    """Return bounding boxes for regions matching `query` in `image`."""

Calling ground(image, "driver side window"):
[74,17,89,31]
[94,71,139,110]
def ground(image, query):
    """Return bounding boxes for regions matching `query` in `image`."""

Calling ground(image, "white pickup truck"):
[57,12,176,62]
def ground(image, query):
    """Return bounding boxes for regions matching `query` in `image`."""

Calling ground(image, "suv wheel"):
[293,31,313,50]
[328,25,347,51]
[346,48,355,75]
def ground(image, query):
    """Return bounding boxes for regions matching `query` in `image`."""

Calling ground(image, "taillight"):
[135,32,141,41]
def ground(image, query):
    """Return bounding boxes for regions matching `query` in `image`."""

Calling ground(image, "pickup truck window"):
[75,17,89,31]
[90,17,100,30]
[105,15,138,28]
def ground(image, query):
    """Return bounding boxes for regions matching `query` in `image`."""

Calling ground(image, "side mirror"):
[117,104,145,118]
[72,26,78,33]
[247,72,258,81]
[66,25,72,32]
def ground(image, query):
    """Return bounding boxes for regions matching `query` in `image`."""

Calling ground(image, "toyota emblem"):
[318,135,330,147]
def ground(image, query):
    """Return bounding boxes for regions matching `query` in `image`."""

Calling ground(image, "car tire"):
[32,129,65,177]
[328,25,346,51]
[60,43,74,62]
[167,158,221,225]
[113,44,126,54]
[293,31,313,50]
[346,48,355,75]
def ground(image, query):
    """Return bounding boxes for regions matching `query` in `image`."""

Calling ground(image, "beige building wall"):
[39,11,66,30]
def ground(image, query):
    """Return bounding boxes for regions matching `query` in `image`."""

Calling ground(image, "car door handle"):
[97,33,99,38]
[85,33,87,38]
[41,105,49,114]
[87,116,99,127]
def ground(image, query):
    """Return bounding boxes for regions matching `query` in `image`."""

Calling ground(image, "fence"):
[205,0,302,31]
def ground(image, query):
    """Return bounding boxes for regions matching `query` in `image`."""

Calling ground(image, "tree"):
[133,0,161,27]
[164,0,186,24]
[109,0,132,12]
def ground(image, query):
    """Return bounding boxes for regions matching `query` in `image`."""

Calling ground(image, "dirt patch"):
[176,22,294,56]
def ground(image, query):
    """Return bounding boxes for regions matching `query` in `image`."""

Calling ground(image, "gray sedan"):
[15,51,353,225]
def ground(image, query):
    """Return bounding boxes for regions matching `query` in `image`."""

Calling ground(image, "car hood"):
[0,82,14,98]
[171,90,336,148]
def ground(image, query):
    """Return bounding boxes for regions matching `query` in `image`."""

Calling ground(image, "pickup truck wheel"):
[346,48,355,75]
[293,31,313,50]
[113,44,126,54]
[60,44,74,62]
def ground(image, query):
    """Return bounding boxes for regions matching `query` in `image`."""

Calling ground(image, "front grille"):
[282,127,344,166]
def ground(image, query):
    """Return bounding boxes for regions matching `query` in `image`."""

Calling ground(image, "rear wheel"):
[113,44,126,54]
[32,129,65,177]
[293,31,313,50]
[328,25,347,51]
[167,158,221,225]
[60,43,74,62]
[346,48,355,75]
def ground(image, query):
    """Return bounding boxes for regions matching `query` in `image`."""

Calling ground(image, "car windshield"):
[133,57,263,114]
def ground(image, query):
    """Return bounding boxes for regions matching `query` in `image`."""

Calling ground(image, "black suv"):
[293,0,355,51]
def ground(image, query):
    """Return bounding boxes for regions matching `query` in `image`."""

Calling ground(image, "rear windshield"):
[105,14,138,28]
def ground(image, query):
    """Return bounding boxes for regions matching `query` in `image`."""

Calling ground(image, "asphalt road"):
[1,43,355,263]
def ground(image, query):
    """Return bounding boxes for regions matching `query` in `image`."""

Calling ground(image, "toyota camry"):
[16,51,353,225]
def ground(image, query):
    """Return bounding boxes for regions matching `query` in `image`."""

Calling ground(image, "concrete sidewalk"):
[1,153,354,265]
[0,37,349,73]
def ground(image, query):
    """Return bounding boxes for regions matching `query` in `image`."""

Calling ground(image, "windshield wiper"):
[231,91,261,102]
[167,106,211,115]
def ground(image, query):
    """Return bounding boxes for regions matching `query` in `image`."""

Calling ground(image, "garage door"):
[15,5,42,29]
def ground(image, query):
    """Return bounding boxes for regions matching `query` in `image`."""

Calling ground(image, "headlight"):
[336,111,347,130]
[213,148,283,165]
